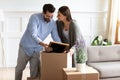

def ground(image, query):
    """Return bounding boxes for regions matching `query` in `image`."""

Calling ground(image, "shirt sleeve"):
[72,21,86,49]
[27,14,42,43]
[51,22,61,42]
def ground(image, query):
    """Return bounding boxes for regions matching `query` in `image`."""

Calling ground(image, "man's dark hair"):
[43,4,55,14]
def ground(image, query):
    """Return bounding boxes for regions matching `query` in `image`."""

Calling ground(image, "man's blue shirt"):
[20,13,61,56]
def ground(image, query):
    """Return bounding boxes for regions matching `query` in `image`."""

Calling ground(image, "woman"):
[56,6,86,67]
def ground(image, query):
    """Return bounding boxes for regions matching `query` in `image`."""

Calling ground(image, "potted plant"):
[75,38,87,72]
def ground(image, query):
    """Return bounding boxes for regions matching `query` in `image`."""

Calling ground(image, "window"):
[115,1,120,44]
[115,21,120,44]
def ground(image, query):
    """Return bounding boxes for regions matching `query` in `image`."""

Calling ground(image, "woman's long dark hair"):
[58,6,72,22]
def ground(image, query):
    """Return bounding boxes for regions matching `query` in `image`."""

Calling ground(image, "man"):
[15,4,61,80]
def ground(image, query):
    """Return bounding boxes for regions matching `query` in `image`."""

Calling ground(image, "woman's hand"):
[67,48,74,56]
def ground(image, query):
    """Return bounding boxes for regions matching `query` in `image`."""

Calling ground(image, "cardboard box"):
[40,51,72,80]
[27,77,39,80]
[63,66,99,80]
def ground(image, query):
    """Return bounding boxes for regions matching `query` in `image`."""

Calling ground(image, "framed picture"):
[49,41,69,53]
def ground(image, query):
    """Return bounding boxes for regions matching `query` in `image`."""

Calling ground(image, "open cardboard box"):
[40,51,72,80]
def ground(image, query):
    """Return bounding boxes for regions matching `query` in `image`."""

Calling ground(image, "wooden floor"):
[0,67,30,80]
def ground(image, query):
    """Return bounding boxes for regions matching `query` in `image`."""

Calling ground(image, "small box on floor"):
[63,66,99,80]
[27,77,39,80]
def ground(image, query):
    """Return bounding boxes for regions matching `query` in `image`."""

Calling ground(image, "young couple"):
[15,3,86,80]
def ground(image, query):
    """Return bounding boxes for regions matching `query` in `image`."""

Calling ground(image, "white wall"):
[0,0,108,12]
[0,0,109,67]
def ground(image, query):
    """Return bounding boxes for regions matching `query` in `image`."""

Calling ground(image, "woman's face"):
[57,11,66,21]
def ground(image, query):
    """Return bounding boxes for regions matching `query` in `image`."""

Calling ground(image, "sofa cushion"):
[100,77,120,80]
[87,45,120,62]
[87,62,120,78]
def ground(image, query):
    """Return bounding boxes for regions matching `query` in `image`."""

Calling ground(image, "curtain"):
[107,0,120,44]
[0,9,5,67]
[0,33,6,67]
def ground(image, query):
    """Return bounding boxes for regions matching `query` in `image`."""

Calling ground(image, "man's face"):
[44,11,53,22]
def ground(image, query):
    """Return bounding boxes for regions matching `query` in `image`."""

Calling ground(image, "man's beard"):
[44,17,51,22]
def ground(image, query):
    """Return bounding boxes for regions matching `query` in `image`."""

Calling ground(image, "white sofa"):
[87,45,120,80]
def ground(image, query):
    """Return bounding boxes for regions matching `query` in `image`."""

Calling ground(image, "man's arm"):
[27,14,44,44]
[51,22,61,42]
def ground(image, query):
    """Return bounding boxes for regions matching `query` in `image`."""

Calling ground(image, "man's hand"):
[39,42,48,47]
[45,46,53,52]
[39,42,53,52]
